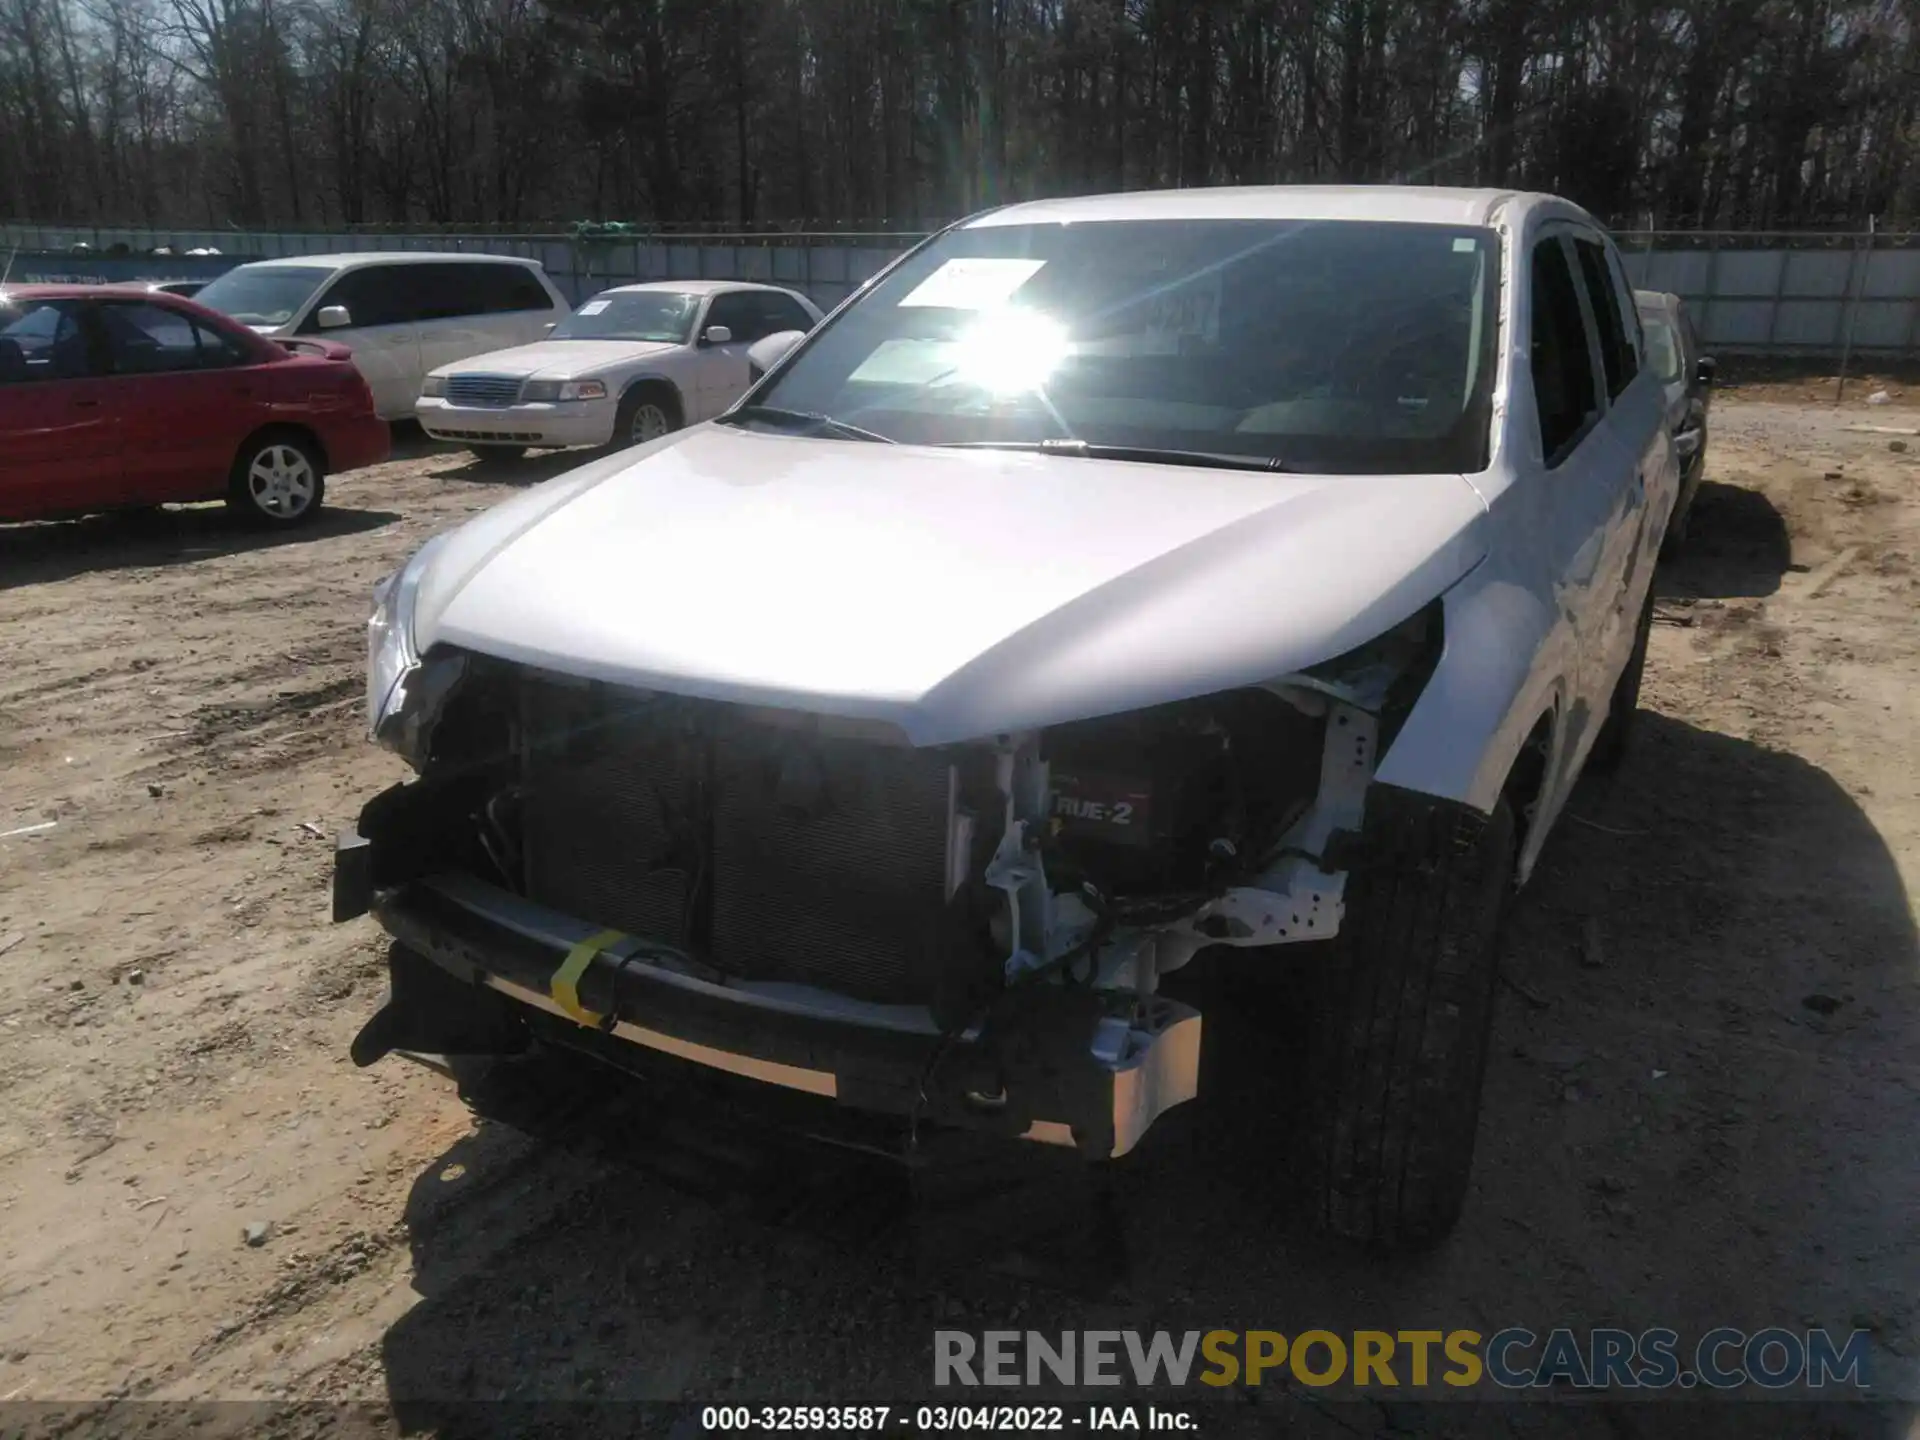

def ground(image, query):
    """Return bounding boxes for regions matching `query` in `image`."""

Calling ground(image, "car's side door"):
[690,291,763,420]
[0,299,124,519]
[1525,228,1626,753]
[1571,232,1669,690]
[300,266,419,420]
[95,298,267,503]
[411,262,508,389]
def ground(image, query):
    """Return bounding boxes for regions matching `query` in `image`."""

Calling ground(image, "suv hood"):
[435,339,676,381]
[416,425,1489,744]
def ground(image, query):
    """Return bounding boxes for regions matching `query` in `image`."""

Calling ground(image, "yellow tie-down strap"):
[550,928,629,1027]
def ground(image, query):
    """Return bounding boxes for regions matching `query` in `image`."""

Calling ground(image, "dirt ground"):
[2,392,1917,1437]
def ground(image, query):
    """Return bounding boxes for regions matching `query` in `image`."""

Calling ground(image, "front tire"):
[611,386,681,450]
[227,433,324,526]
[1306,793,1516,1250]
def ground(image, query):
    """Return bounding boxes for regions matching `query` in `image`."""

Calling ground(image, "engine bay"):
[370,650,1374,1019]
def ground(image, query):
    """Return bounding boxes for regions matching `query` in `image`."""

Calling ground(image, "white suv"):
[192,253,571,420]
[337,186,1676,1249]
[416,281,823,460]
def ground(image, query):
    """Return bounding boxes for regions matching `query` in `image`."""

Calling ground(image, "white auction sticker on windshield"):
[897,257,1046,310]
[578,300,610,315]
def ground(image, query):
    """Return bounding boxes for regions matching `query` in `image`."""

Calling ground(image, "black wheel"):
[611,385,681,450]
[1306,793,1516,1250]
[471,444,528,464]
[1587,580,1656,772]
[227,432,325,526]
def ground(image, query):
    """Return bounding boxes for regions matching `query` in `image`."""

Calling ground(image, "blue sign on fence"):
[2,253,242,287]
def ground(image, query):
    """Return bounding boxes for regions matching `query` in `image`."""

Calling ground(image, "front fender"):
[1373,565,1569,818]
[616,371,688,419]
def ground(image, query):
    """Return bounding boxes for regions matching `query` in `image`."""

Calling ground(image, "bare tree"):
[2,0,1914,230]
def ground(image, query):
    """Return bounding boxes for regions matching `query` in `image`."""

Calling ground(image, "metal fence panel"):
[5,221,1912,355]
[1863,250,1920,298]
[1715,250,1783,294]
[1782,250,1855,299]
[808,247,850,284]
[1633,250,1713,294]
[1768,300,1843,348]
[1849,301,1915,349]
[1709,299,1777,347]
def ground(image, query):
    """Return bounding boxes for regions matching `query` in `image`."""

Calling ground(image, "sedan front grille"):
[446,374,525,408]
[516,683,955,1004]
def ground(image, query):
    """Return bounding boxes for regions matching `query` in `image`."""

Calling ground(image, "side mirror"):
[702,325,733,346]
[746,330,806,377]
[316,305,352,330]
[1695,355,1716,385]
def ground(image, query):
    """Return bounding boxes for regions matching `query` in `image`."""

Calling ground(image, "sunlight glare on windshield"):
[951,307,1068,394]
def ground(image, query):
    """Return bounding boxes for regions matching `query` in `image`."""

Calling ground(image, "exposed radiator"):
[517,683,954,1004]
[708,721,953,1002]
[520,689,694,947]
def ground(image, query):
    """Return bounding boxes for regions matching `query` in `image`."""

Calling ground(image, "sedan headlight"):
[366,533,449,741]
[420,375,447,398]
[520,378,608,402]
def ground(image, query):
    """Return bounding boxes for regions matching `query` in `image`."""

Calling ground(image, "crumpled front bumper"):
[334,836,1201,1160]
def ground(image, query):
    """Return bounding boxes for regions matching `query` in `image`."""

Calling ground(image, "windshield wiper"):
[716,404,896,444]
[936,438,1295,473]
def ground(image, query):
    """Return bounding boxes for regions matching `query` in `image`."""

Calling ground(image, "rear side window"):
[196,320,252,367]
[1603,244,1645,368]
[1530,238,1602,466]
[708,292,813,343]
[705,292,768,343]
[96,301,249,374]
[410,262,551,320]
[756,293,815,336]
[1574,238,1637,398]
[411,264,482,322]
[304,266,411,330]
[0,300,100,382]
[479,265,555,314]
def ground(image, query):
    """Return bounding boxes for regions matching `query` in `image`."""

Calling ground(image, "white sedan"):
[416,280,822,460]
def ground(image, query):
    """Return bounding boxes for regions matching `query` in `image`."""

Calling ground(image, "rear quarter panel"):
[267,355,390,471]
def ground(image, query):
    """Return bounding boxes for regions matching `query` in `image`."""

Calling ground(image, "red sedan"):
[0,284,389,526]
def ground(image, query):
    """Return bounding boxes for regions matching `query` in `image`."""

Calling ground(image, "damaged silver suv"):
[336,185,1676,1248]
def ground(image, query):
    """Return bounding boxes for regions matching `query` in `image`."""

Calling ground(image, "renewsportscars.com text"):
[933,1328,1874,1392]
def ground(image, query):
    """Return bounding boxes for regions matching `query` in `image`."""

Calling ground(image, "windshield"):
[552,291,698,344]
[1642,315,1683,382]
[752,218,1500,474]
[193,266,331,328]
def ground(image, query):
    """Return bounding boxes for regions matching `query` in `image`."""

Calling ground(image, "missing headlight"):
[1300,598,1444,756]
[1040,691,1323,901]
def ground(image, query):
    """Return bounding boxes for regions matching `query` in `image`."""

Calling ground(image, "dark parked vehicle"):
[0,285,389,526]
[1635,289,1714,550]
